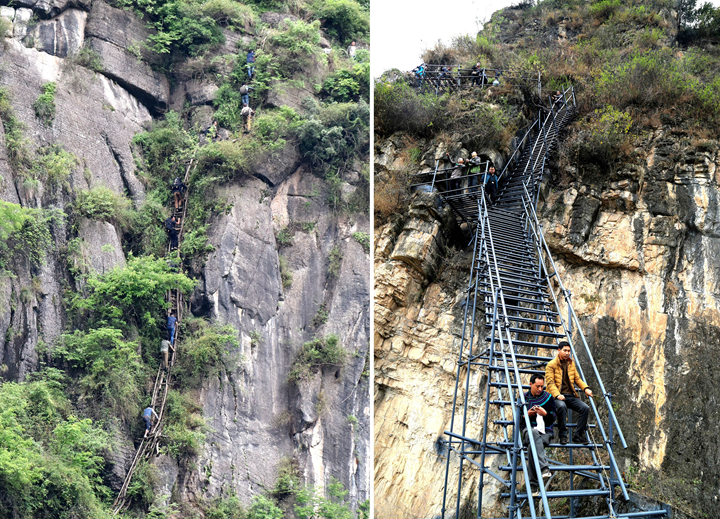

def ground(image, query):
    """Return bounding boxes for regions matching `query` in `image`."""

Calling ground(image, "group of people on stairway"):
[411,62,502,89]
[521,341,594,494]
[441,151,499,203]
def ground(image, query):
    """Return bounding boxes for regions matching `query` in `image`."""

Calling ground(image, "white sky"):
[370,0,720,79]
[371,0,525,79]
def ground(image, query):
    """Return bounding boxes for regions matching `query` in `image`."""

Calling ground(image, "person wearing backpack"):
[171,177,186,210]
[239,83,254,107]
[165,215,178,250]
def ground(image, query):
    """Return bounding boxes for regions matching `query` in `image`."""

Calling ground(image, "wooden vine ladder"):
[112,158,195,515]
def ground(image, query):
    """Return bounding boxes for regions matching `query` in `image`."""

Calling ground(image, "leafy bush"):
[175,317,239,382]
[54,327,144,421]
[161,390,206,458]
[590,0,622,21]
[287,334,345,382]
[132,111,195,181]
[203,495,246,519]
[279,255,293,289]
[374,80,447,137]
[70,255,195,337]
[295,478,354,519]
[352,231,369,253]
[269,20,325,77]
[73,186,132,228]
[327,245,342,277]
[0,88,29,170]
[73,45,103,72]
[0,200,55,274]
[33,82,56,125]
[247,495,283,519]
[200,0,256,29]
[0,379,112,518]
[33,144,79,188]
[196,139,261,180]
[321,62,370,103]
[312,0,369,45]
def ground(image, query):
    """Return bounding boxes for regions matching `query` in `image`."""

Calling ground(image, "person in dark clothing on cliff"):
[522,374,555,491]
[484,165,498,202]
[167,310,178,345]
[165,215,178,250]
[143,406,159,438]
[171,177,186,210]
[545,341,593,444]
[246,50,255,78]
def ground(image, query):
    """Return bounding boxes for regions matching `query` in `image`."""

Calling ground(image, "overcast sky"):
[371,0,524,79]
[370,0,720,79]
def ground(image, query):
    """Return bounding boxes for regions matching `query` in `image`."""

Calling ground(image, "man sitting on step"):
[522,374,556,492]
[545,341,593,444]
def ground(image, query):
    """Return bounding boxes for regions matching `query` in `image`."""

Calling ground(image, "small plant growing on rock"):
[279,255,293,289]
[73,46,103,72]
[352,231,369,253]
[33,82,56,125]
[312,302,329,327]
[287,334,345,382]
[250,330,263,346]
[327,245,343,277]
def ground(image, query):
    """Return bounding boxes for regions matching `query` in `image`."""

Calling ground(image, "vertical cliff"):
[0,0,369,515]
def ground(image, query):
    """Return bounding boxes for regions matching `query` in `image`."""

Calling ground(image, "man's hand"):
[535,406,547,417]
[584,388,593,398]
[556,395,565,401]
[528,407,537,416]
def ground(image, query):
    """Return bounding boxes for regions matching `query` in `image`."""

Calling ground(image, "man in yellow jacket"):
[545,341,594,445]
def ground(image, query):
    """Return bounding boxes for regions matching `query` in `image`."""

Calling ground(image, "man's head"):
[170,310,175,316]
[558,341,572,361]
[471,151,478,158]
[489,166,496,173]
[458,158,464,164]
[351,41,355,46]
[529,374,545,396]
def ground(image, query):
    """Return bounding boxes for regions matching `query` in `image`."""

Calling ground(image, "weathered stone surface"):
[29,8,87,58]
[252,141,303,186]
[12,8,33,40]
[6,0,90,19]
[185,81,219,106]
[87,36,169,109]
[260,11,298,27]
[266,83,316,113]
[76,217,126,275]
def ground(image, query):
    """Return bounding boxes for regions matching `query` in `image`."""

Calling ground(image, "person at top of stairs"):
[545,341,593,445]
[522,374,556,491]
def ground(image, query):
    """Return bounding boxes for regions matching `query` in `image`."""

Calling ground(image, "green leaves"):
[287,334,345,382]
[33,82,56,125]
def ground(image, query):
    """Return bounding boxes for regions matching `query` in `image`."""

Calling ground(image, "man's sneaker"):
[573,435,590,445]
[542,469,552,479]
[559,434,569,445]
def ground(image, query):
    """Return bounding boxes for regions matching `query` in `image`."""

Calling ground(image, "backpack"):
[239,85,248,94]
[165,218,175,231]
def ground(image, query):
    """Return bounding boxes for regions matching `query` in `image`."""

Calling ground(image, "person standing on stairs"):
[143,406,159,438]
[545,341,593,444]
[468,151,482,194]
[445,153,465,194]
[167,310,178,345]
[485,165,498,202]
[165,215,178,250]
[522,374,555,492]
[161,338,174,370]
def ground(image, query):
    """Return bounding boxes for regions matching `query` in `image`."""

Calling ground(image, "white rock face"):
[29,8,87,58]
[13,8,32,40]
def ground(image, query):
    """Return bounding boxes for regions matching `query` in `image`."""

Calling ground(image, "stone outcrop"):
[5,0,90,19]
[85,0,169,110]
[29,8,87,57]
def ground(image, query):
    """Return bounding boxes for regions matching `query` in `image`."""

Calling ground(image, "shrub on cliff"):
[313,0,369,45]
[73,186,133,229]
[0,201,55,274]
[374,80,447,137]
[287,334,345,382]
[33,82,56,126]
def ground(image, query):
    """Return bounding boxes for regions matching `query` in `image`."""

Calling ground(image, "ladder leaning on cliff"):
[412,87,670,519]
[112,157,195,516]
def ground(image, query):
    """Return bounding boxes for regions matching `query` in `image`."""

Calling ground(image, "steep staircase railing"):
[439,87,669,519]
[112,157,195,515]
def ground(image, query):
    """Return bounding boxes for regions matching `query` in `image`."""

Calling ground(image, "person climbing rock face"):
[171,177,186,210]
[239,83,254,107]
[545,341,593,445]
[165,215,178,250]
[160,338,173,370]
[347,41,356,59]
[246,49,255,78]
[167,310,178,345]
[143,406,159,438]
[241,103,254,133]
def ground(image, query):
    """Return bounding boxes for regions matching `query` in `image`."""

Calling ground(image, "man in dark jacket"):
[545,341,593,444]
[246,50,255,78]
[522,373,556,491]
[165,215,178,250]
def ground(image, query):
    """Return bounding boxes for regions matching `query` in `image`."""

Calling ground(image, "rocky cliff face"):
[374,124,720,517]
[0,0,369,513]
